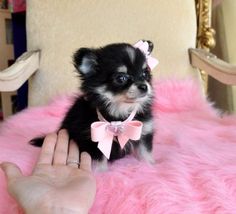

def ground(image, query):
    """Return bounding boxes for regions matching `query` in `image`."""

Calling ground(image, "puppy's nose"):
[137,83,148,93]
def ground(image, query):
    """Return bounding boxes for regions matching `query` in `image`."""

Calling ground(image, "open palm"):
[1,130,96,214]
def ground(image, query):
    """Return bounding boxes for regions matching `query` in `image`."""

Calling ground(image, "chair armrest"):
[189,48,236,85]
[0,50,40,91]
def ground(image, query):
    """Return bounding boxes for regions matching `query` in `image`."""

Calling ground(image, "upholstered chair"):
[1,1,236,213]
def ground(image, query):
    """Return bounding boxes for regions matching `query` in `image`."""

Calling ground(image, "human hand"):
[0,130,96,214]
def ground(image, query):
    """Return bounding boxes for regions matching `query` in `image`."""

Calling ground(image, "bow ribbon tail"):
[91,122,114,159]
[117,121,143,149]
[97,134,113,159]
[117,135,129,149]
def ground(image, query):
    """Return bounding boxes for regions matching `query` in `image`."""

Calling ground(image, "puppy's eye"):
[113,73,129,85]
[142,70,149,79]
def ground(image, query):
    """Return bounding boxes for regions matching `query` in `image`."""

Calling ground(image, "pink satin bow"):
[134,40,159,70]
[91,109,143,159]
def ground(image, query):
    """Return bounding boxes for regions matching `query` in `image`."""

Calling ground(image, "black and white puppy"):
[32,41,155,168]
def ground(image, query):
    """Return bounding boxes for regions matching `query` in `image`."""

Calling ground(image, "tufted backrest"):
[27,0,199,106]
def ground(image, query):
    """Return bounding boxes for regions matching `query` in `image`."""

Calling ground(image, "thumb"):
[0,162,22,181]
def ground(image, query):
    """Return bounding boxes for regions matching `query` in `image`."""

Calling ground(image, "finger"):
[37,133,57,165]
[80,152,92,172]
[0,162,22,181]
[67,140,80,168]
[53,129,69,165]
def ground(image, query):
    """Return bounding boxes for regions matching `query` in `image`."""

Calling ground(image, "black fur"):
[31,41,154,162]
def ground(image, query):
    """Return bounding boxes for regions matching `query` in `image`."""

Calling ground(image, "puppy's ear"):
[73,48,97,77]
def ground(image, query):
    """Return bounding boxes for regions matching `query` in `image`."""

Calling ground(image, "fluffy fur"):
[1,79,236,213]
[32,41,155,163]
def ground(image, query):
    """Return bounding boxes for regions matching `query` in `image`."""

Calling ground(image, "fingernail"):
[59,129,67,133]
[81,152,91,158]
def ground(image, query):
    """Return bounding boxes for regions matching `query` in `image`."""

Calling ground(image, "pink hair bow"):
[134,40,159,70]
[91,109,143,159]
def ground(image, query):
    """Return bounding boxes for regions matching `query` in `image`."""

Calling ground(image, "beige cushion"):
[212,0,236,111]
[221,0,236,112]
[27,0,198,106]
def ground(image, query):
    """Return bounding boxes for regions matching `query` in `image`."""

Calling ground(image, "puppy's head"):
[73,41,154,117]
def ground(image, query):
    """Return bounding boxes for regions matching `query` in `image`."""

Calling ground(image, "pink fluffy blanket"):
[1,79,236,214]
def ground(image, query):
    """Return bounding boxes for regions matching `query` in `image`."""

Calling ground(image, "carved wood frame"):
[195,0,216,90]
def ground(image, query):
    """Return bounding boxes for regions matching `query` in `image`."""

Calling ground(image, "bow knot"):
[91,109,143,159]
[107,121,124,135]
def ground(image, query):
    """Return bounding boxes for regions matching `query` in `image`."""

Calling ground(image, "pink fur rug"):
[1,79,236,214]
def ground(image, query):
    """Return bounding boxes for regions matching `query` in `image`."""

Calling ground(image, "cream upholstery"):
[210,0,236,112]
[26,0,199,106]
[220,0,236,111]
